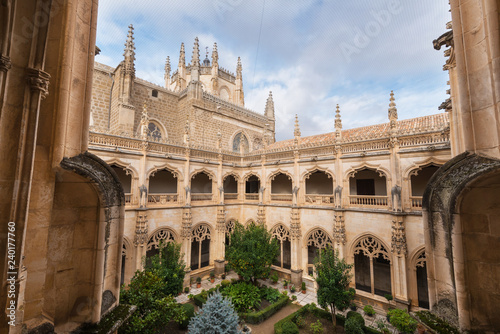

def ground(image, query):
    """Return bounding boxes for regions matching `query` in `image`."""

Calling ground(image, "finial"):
[123,24,135,57]
[192,37,200,66]
[236,56,242,77]
[212,42,218,66]
[335,104,342,131]
[165,56,171,71]
[294,114,301,138]
[388,90,398,122]
[179,43,185,67]
[265,91,275,118]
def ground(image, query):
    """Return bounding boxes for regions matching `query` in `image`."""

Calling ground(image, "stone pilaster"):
[290,207,303,287]
[181,207,193,286]
[333,211,346,258]
[391,216,408,304]
[134,210,148,270]
[257,205,266,226]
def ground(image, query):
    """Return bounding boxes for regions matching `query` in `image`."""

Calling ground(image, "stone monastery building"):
[89,25,452,313]
[1,1,499,333]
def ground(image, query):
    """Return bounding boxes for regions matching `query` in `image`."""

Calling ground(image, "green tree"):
[225,222,280,284]
[119,270,185,334]
[145,241,186,296]
[314,246,355,333]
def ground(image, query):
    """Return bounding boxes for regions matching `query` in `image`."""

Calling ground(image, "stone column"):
[214,206,226,275]
[290,207,303,287]
[181,207,192,286]
[391,216,409,308]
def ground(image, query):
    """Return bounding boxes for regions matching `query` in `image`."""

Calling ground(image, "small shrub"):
[376,320,391,334]
[282,290,288,296]
[301,282,306,291]
[295,315,305,328]
[187,294,194,300]
[349,302,357,310]
[346,311,365,327]
[345,317,364,334]
[221,282,261,312]
[210,271,215,278]
[363,305,375,316]
[196,277,201,283]
[221,279,231,288]
[184,286,189,293]
[388,309,418,334]
[283,280,289,288]
[178,303,195,330]
[384,294,393,302]
[290,285,296,293]
[282,320,299,334]
[271,272,279,283]
[260,286,281,303]
[310,319,323,334]
[415,311,460,334]
[231,278,237,284]
[291,295,297,301]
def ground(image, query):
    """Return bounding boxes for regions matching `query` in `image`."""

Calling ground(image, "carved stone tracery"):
[271,224,290,242]
[192,224,211,242]
[307,229,333,249]
[134,212,148,246]
[354,236,390,261]
[391,219,407,255]
[147,228,175,251]
[333,213,346,245]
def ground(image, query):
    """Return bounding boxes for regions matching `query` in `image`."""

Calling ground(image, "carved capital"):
[0,55,12,72]
[26,68,51,99]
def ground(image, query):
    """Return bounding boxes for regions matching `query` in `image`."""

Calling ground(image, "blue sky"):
[95,0,451,141]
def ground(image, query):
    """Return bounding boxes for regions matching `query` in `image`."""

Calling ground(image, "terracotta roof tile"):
[267,113,449,150]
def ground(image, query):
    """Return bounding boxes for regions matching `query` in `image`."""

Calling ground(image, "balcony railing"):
[305,194,334,205]
[245,193,259,201]
[270,194,293,202]
[224,193,238,201]
[191,193,213,201]
[349,195,388,207]
[148,193,178,205]
[410,196,423,209]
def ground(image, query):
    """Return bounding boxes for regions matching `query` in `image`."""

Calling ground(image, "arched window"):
[410,165,440,208]
[305,171,334,204]
[148,122,162,141]
[306,229,333,275]
[416,251,429,309]
[271,225,291,270]
[271,173,292,202]
[223,174,238,201]
[353,236,391,297]
[191,224,211,270]
[220,87,230,101]
[146,229,176,258]
[121,243,127,286]
[148,169,178,205]
[349,168,387,207]
[233,132,249,153]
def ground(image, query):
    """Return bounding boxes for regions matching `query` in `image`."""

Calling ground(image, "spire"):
[294,114,301,138]
[265,91,274,118]
[235,56,244,105]
[179,43,186,68]
[164,56,171,88]
[236,56,242,79]
[335,104,342,131]
[123,24,136,77]
[191,37,200,81]
[388,90,398,127]
[212,42,218,68]
[123,24,135,58]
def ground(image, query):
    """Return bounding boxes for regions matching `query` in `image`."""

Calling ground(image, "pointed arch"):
[230,130,251,153]
[302,166,335,182]
[190,222,213,271]
[270,223,291,270]
[403,157,446,180]
[304,227,334,249]
[243,172,261,182]
[147,227,178,251]
[189,167,216,180]
[344,163,391,181]
[267,169,294,183]
[147,163,182,181]
[223,171,241,182]
[104,158,138,179]
[148,117,168,140]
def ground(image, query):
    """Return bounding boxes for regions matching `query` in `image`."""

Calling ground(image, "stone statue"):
[391,185,402,212]
[139,184,148,208]
[334,185,343,208]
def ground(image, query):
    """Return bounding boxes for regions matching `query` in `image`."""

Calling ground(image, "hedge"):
[274,304,380,334]
[241,294,290,324]
[191,283,290,324]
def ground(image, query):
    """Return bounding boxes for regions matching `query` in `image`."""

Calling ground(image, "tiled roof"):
[267,113,449,149]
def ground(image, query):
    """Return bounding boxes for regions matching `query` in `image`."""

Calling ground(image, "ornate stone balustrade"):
[224,193,238,201]
[271,194,293,202]
[305,194,334,205]
[191,193,213,201]
[348,195,388,207]
[148,194,178,205]
[410,196,423,209]
[245,193,259,201]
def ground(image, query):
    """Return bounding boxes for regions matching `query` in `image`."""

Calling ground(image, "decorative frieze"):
[257,205,266,225]
[134,211,148,246]
[181,207,192,239]
[333,212,346,245]
[216,207,226,232]
[290,207,301,240]
[391,218,407,256]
